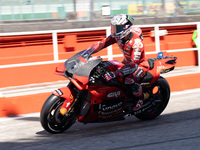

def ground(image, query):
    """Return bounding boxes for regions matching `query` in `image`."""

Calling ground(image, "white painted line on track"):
[171,88,200,96]
[0,113,40,122]
[0,80,69,98]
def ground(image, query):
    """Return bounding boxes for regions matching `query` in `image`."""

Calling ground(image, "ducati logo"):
[107,91,121,98]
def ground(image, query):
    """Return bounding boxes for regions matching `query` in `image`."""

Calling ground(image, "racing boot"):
[133,99,143,111]
[130,82,144,111]
[132,92,150,111]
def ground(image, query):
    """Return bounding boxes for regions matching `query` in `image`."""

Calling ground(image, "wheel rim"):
[147,85,168,116]
[46,100,75,133]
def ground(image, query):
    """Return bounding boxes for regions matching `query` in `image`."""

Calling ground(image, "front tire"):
[135,76,170,120]
[40,94,76,134]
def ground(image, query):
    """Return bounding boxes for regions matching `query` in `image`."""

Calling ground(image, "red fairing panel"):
[73,74,89,85]
[55,63,66,76]
[78,85,126,123]
[142,57,177,85]
[52,87,77,111]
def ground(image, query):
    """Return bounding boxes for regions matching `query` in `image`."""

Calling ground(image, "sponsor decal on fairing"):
[141,82,151,86]
[53,89,63,96]
[101,101,123,112]
[107,91,121,98]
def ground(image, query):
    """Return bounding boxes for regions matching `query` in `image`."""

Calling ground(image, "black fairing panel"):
[73,59,102,77]
[65,50,86,70]
[64,50,102,77]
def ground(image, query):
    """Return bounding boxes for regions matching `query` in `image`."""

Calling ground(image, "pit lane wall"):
[0,22,200,117]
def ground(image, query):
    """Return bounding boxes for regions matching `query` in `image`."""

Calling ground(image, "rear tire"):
[135,76,170,120]
[40,94,76,134]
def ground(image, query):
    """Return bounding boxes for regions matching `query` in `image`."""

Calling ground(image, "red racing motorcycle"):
[40,50,177,134]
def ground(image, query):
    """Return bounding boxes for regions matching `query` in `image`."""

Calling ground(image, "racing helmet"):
[111,14,134,40]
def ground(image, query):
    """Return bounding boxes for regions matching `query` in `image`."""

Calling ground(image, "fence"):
[0,22,200,70]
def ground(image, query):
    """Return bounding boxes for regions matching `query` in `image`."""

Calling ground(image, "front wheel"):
[135,76,170,120]
[40,94,76,134]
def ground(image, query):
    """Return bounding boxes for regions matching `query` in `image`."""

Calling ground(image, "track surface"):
[0,89,200,150]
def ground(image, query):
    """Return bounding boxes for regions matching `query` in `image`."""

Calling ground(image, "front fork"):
[52,83,87,116]
[65,90,87,116]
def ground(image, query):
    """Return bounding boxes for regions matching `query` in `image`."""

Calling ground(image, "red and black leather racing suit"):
[88,26,150,101]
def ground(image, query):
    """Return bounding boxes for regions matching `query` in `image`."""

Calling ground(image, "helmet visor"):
[111,24,126,37]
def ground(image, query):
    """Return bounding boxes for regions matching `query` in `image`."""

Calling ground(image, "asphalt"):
[0,88,200,150]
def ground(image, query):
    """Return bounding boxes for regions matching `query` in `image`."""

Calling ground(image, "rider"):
[87,14,150,111]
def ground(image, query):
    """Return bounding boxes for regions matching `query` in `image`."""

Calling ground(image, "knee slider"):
[131,83,142,97]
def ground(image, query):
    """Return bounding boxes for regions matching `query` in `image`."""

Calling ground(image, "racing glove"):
[104,64,138,81]
[104,71,116,81]
[119,64,138,76]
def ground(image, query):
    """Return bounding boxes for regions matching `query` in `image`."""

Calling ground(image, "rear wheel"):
[40,94,76,134]
[135,76,170,120]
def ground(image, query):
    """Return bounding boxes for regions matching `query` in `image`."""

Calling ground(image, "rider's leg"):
[125,66,148,110]
[131,82,144,110]
[124,76,144,110]
[132,67,148,110]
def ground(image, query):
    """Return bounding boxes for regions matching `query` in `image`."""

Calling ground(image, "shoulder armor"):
[132,27,142,36]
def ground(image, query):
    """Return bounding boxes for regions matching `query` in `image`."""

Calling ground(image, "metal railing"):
[0,22,200,71]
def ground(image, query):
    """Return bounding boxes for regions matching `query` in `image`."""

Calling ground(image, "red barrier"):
[166,73,200,92]
[0,93,49,117]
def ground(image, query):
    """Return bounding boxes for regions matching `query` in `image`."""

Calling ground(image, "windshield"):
[64,50,102,78]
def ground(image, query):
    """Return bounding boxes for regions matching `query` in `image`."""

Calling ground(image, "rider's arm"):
[87,35,117,54]
[129,38,149,72]
[130,38,145,64]
[132,26,143,40]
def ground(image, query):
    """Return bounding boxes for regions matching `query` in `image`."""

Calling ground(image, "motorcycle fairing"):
[64,50,86,70]
[65,50,102,84]
[55,50,88,76]
[78,85,126,123]
[55,63,66,76]
[70,58,102,77]
[73,75,90,85]
[141,57,177,86]
[52,87,77,113]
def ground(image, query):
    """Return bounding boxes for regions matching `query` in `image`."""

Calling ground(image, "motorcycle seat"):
[141,59,155,83]
[148,59,155,70]
[141,71,154,82]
